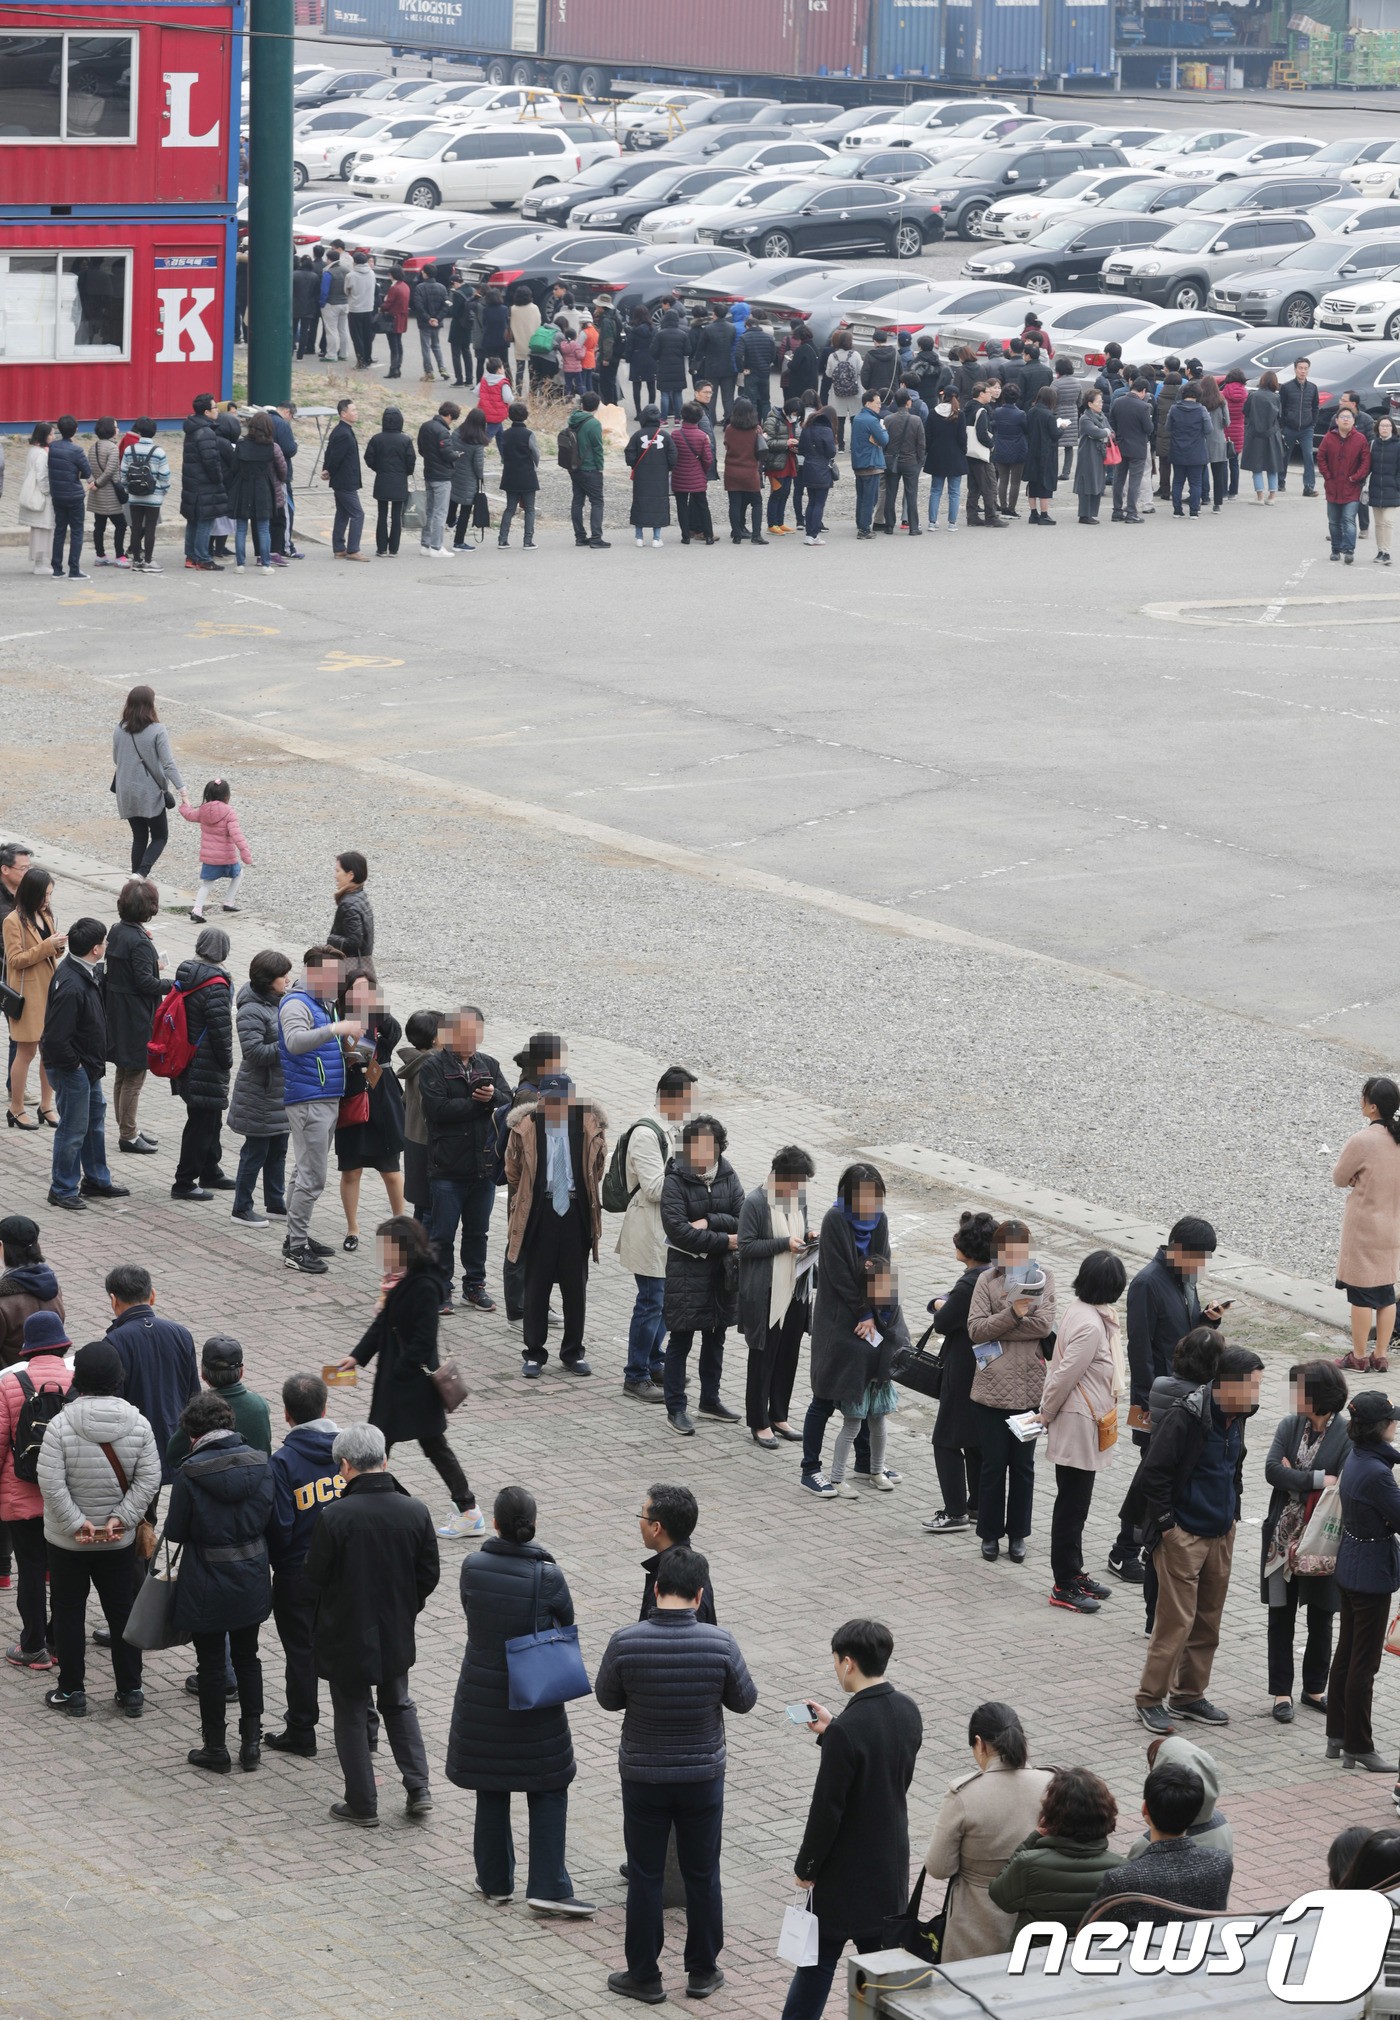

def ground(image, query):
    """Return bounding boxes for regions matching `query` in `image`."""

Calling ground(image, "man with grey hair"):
[304,1420,439,1826]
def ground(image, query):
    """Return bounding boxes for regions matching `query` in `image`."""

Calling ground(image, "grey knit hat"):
[195,926,231,962]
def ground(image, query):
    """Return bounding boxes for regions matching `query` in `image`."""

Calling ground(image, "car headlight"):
[978,260,1014,275]
[1137,261,1161,275]
[591,209,619,222]
[1249,287,1282,299]
[1353,300,1383,312]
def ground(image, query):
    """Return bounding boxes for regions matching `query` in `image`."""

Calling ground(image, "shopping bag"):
[777,1892,821,1968]
[122,1539,185,1650]
[1290,1480,1342,1578]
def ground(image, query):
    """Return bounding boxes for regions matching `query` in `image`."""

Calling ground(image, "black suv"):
[914,141,1129,240]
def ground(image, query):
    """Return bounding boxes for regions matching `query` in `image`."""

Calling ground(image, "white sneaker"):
[235,564,246,572]
[635,532,645,546]
[32,565,49,577]
[828,1480,860,1500]
[945,523,960,534]
[437,1507,486,1540]
[652,534,663,547]
[867,1472,895,1492]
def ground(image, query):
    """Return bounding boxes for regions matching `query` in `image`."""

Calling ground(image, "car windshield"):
[570,157,627,189]
[1027,216,1102,248]
[1308,204,1366,230]
[1056,302,1134,329]
[952,150,1019,178]
[1311,139,1366,163]
[1030,172,1101,199]
[743,181,821,214]
[393,128,452,159]
[1139,131,1197,155]
[1267,240,1342,270]
[620,169,690,200]
[884,105,938,128]
[1110,180,1182,211]
[1156,217,1232,251]
[342,117,392,137]
[1207,137,1264,160]
[1373,142,1400,164]
[705,176,787,206]
[440,86,500,106]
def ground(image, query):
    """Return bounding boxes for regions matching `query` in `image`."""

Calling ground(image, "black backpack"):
[11,1368,67,1483]
[124,445,158,498]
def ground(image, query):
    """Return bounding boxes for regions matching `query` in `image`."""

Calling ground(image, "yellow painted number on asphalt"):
[320,650,405,671]
[189,621,280,638]
[60,591,144,605]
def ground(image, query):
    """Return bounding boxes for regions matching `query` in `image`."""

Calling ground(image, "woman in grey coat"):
[448,408,488,552]
[227,948,292,1226]
[1074,393,1112,525]
[1053,358,1080,483]
[1260,1358,1350,1721]
[112,684,186,875]
[1243,371,1285,500]
[737,1144,816,1448]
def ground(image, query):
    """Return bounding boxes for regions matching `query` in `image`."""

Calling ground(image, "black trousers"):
[1050,1463,1096,1590]
[973,1402,1035,1543]
[622,1774,725,1985]
[450,335,472,384]
[272,1564,320,1736]
[1267,1582,1334,1700]
[376,498,404,555]
[932,1437,981,1523]
[745,1302,804,1430]
[521,1206,588,1364]
[194,1621,262,1748]
[128,504,160,564]
[664,1327,725,1417]
[676,491,713,542]
[349,309,376,368]
[175,1106,224,1187]
[49,1543,141,1695]
[727,491,761,540]
[570,469,604,543]
[11,1514,50,1653]
[964,462,998,524]
[995,461,1024,514]
[1326,1587,1389,1754]
[127,812,169,876]
[387,1432,473,1511]
[93,511,127,558]
[331,1671,428,1816]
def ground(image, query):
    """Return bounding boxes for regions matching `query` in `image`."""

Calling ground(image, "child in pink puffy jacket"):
[180,777,253,920]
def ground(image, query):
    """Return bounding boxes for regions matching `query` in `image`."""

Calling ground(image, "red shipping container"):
[0,1,241,207]
[544,0,866,80]
[0,213,231,424]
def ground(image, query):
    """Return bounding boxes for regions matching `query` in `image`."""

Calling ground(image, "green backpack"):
[601,1119,669,1213]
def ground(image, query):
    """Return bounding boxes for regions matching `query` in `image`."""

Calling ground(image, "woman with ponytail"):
[1333,1077,1400,1372]
[924,1700,1050,1960]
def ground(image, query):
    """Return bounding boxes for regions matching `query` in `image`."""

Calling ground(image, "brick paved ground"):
[0,858,1392,2020]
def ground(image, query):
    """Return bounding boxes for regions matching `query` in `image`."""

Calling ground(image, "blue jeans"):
[185,518,213,563]
[928,474,962,526]
[235,518,270,566]
[625,1274,667,1386]
[234,1132,288,1214]
[428,1172,495,1293]
[49,1066,111,1200]
[332,488,363,555]
[854,470,881,533]
[1282,423,1315,490]
[51,499,85,575]
[1252,468,1278,495]
[781,1922,886,2020]
[1328,498,1359,555]
[621,1774,725,1985]
[474,1788,572,1901]
[659,389,684,420]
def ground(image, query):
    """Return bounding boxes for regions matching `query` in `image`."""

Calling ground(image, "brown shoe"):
[345,553,371,563]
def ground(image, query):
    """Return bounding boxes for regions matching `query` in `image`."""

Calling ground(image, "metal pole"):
[247,0,293,405]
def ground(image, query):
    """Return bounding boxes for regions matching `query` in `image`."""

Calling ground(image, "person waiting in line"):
[1332,1075,1400,1373]
[967,1220,1056,1563]
[637,1484,716,1623]
[925,1701,1050,1962]
[660,1115,744,1436]
[1085,1760,1232,1930]
[1327,1390,1400,1773]
[738,1145,816,1449]
[1037,1248,1126,1615]
[333,967,405,1252]
[987,1768,1120,1939]
[364,407,416,559]
[922,1211,997,1536]
[264,1371,341,1758]
[616,1066,696,1403]
[505,1073,608,1382]
[104,878,166,1157]
[802,1164,888,1497]
[168,927,235,1203]
[1260,1359,1348,1723]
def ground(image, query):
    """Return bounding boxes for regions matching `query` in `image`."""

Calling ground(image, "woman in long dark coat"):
[1243,370,1285,501]
[807,1162,891,1495]
[334,968,406,1249]
[1024,386,1060,528]
[346,1216,481,1539]
[169,926,234,1197]
[228,409,279,570]
[1074,391,1112,524]
[924,1211,998,1533]
[660,1113,745,1429]
[1260,1358,1350,1720]
[624,404,677,544]
[445,1483,592,1915]
[104,876,167,1153]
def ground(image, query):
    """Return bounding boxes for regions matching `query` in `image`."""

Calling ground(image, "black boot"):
[239,1715,262,1772]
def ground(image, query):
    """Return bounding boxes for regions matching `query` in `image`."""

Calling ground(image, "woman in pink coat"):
[1037,1249,1127,1616]
[1333,1075,1400,1372]
[0,1309,73,1668]
[1220,369,1248,499]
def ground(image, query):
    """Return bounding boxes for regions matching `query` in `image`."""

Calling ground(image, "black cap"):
[1351,1390,1399,1430]
[0,1213,40,1248]
[201,1334,244,1386]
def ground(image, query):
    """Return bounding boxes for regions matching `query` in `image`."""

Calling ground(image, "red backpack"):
[147,977,222,1079]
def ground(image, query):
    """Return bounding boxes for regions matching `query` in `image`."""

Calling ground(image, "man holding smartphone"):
[1109,1217,1227,1584]
[419,1006,511,1317]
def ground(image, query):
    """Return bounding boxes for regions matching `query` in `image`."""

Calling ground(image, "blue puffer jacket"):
[165,1431,275,1636]
[277,989,346,1106]
[991,400,1027,466]
[48,437,93,505]
[1337,1439,1400,1595]
[849,407,890,473]
[1167,396,1211,468]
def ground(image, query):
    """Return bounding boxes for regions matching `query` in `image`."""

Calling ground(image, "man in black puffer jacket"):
[595,1545,756,2003]
[654,310,691,421]
[696,307,738,424]
[739,319,777,420]
[169,927,235,1203]
[180,395,233,569]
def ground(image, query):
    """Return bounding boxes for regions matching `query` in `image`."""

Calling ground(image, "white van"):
[351,125,583,209]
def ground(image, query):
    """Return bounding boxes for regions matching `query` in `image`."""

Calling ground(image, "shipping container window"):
[0,32,133,141]
[0,250,128,359]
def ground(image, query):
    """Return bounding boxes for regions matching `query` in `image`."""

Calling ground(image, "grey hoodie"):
[1127,1735,1233,1862]
[37,1394,161,1552]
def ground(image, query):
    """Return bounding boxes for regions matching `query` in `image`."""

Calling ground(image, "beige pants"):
[1375,506,1393,555]
[112,1066,147,1145]
[1136,1523,1235,1708]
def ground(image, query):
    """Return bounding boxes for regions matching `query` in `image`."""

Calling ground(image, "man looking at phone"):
[1109,1216,1227,1584]
[420,1006,510,1316]
[782,1618,923,2020]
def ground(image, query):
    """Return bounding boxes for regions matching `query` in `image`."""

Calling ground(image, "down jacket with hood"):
[445,1536,578,1793]
[37,1393,160,1553]
[1125,1735,1233,1863]
[227,980,288,1138]
[164,1429,275,1636]
[661,1155,745,1333]
[228,435,278,522]
[180,411,234,523]
[0,1262,64,1363]
[169,957,234,1111]
[364,409,417,503]
[654,310,691,393]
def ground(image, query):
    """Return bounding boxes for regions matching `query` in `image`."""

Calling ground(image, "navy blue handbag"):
[504,1558,591,1712]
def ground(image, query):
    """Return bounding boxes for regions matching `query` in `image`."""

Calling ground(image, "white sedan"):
[295,111,460,187]
[1125,127,1256,170]
[1168,134,1321,183]
[1344,143,1400,199]
[637,171,807,244]
[839,99,1017,153]
[982,168,1154,241]
[1315,275,1400,341]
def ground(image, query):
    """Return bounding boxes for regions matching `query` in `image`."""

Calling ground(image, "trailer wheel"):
[510,60,535,85]
[407,180,441,210]
[578,66,607,100]
[486,57,509,85]
[292,160,308,190]
[553,63,578,96]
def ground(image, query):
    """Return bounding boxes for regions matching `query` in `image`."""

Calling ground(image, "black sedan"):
[571,164,744,234]
[567,245,763,319]
[701,181,942,261]
[962,214,1174,295]
[467,232,640,304]
[1306,340,1400,423]
[520,154,676,227]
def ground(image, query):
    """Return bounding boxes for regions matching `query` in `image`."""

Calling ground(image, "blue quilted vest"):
[277,989,346,1106]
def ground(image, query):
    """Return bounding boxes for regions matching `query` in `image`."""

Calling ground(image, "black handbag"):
[882,1868,947,1964]
[471,491,491,531]
[0,974,22,1021]
[126,729,176,810]
[890,1321,943,1401]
